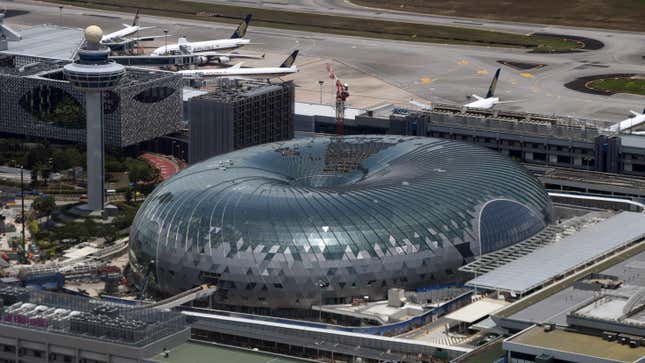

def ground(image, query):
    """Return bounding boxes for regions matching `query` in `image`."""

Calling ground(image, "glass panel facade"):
[130,136,552,308]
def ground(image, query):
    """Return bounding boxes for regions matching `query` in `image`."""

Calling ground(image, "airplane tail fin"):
[132,9,140,26]
[485,68,501,98]
[231,14,252,39]
[280,50,299,68]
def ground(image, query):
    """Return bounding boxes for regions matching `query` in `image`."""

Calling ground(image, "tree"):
[32,195,56,218]
[125,187,133,203]
[64,147,84,168]
[24,146,50,170]
[30,168,39,188]
[125,158,157,183]
[52,149,71,171]
[29,219,39,235]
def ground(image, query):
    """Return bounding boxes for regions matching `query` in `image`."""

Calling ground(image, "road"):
[4,0,645,123]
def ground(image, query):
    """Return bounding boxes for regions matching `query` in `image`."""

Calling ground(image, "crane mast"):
[326,64,349,136]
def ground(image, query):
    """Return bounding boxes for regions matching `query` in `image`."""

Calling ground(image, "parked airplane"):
[411,68,519,111]
[151,14,252,56]
[100,10,163,48]
[463,68,505,109]
[178,50,299,79]
[607,108,645,133]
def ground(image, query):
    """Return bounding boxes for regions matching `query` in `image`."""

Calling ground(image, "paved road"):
[140,153,181,181]
[5,0,645,123]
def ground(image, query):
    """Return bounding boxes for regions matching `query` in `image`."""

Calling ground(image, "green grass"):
[45,0,579,50]
[588,77,645,96]
[352,0,645,32]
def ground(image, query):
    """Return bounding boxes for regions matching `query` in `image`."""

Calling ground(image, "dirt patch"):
[1,10,30,18]
[497,60,545,71]
[351,0,645,33]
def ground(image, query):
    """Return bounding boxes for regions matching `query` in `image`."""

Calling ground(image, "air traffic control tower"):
[64,26,125,212]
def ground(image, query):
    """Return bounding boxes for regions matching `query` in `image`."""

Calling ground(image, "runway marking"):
[419,77,433,84]
[520,72,535,78]
[477,69,489,75]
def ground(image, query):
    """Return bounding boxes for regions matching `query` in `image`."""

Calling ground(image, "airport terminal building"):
[0,53,183,147]
[129,135,552,309]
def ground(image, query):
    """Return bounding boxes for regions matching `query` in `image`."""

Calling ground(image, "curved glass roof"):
[131,136,552,264]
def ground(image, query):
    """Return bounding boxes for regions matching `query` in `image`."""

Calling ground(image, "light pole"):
[58,6,63,26]
[163,29,168,54]
[318,80,324,104]
[317,280,329,322]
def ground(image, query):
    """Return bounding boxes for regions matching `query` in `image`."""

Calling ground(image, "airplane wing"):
[471,94,484,101]
[409,100,433,110]
[128,34,170,42]
[230,62,244,69]
[495,99,525,104]
[196,52,265,60]
[630,110,642,117]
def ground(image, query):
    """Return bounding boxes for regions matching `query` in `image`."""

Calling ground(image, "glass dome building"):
[129,136,552,308]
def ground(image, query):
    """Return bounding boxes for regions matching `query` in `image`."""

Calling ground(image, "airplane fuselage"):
[152,39,250,56]
[178,66,297,78]
[464,97,499,110]
[609,114,645,133]
[101,26,141,43]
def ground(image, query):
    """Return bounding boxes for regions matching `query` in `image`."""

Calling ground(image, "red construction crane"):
[326,63,349,136]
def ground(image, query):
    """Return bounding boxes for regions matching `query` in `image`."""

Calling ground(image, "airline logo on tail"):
[132,9,140,26]
[231,14,252,39]
[280,50,299,68]
[485,68,501,99]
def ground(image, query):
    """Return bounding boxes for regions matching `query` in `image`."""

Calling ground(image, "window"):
[134,87,176,103]
[19,86,84,128]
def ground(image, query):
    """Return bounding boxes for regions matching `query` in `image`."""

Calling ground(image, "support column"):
[86,91,104,211]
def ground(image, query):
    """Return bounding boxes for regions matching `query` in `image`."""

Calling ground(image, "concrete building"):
[0,57,182,148]
[0,285,189,363]
[188,79,294,163]
[0,24,182,149]
[297,103,645,178]
[63,26,126,211]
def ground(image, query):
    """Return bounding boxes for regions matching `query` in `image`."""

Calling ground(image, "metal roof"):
[620,134,645,150]
[295,102,365,120]
[1,25,83,61]
[445,298,508,324]
[467,212,645,294]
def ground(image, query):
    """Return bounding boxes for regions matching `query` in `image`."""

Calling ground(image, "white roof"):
[467,212,645,294]
[2,25,83,61]
[63,246,98,260]
[295,102,365,120]
[182,87,209,101]
[445,298,509,324]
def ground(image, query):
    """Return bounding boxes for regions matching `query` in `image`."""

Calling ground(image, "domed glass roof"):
[130,136,552,307]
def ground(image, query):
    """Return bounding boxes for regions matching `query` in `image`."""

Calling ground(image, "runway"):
[4,0,645,123]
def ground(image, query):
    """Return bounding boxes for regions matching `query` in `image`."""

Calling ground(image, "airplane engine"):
[197,56,209,65]
[218,56,230,64]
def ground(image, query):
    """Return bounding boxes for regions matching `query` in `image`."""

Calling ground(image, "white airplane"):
[411,68,518,111]
[464,68,519,109]
[409,99,433,110]
[607,108,645,133]
[151,14,252,56]
[100,10,161,47]
[178,50,299,79]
